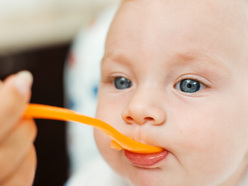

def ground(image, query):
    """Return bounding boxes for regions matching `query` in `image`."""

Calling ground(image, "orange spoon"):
[23,104,163,154]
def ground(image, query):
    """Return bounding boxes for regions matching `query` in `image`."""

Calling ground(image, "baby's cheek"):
[94,129,130,178]
[94,129,119,164]
[94,129,109,155]
[179,122,244,183]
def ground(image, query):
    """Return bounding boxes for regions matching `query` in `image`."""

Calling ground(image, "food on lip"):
[111,140,123,150]
[24,104,164,154]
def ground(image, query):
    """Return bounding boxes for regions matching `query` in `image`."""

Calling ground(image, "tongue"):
[124,149,168,167]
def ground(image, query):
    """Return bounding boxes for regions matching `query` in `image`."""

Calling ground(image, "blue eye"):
[176,79,204,93]
[114,77,132,89]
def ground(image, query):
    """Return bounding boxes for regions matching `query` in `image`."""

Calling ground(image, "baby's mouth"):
[124,149,168,167]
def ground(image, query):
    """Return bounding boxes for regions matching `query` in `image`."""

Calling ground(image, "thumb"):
[1,70,33,104]
[0,71,33,140]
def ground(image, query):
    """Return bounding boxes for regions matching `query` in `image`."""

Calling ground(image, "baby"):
[1,0,248,185]
[94,0,248,185]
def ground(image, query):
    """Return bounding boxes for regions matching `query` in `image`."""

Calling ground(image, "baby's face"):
[95,0,248,185]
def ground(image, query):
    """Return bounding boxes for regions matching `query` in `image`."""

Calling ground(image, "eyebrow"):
[175,51,230,73]
[101,50,230,74]
[101,53,131,66]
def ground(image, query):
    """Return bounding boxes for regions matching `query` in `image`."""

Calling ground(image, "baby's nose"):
[121,89,166,126]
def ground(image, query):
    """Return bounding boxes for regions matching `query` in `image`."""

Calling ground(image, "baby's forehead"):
[120,0,248,19]
[114,0,248,42]
[110,0,248,62]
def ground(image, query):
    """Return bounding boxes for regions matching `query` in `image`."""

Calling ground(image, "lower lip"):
[124,149,168,167]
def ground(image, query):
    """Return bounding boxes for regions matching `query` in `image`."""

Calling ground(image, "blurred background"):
[0,0,117,185]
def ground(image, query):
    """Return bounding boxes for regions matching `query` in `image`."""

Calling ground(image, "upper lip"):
[119,125,168,154]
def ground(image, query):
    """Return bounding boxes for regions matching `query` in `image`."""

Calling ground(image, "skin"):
[0,73,37,186]
[95,0,248,185]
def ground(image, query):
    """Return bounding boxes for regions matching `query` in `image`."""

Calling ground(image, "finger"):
[0,146,37,186]
[0,71,33,142]
[0,119,37,181]
[0,79,3,88]
[0,79,3,91]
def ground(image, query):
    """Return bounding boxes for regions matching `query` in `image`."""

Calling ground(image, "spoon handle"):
[23,103,163,154]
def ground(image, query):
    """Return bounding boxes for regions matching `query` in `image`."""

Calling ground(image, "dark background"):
[0,43,71,186]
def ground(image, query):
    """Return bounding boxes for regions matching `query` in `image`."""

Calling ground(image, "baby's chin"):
[108,154,233,186]
[124,168,198,186]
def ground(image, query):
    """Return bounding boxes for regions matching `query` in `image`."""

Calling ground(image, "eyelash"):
[114,76,132,89]
[102,75,132,88]
[174,77,208,94]
[102,74,209,93]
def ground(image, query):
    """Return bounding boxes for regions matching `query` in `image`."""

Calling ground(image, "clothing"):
[239,169,248,186]
[64,2,120,175]
[66,160,248,186]
[66,157,131,186]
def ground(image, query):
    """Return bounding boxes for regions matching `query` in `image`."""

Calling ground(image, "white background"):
[0,0,116,53]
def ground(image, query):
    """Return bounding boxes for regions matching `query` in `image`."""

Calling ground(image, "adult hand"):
[0,71,37,186]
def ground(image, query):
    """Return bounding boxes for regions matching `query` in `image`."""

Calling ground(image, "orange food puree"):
[23,104,163,154]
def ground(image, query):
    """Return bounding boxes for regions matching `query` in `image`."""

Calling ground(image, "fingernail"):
[14,71,33,95]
